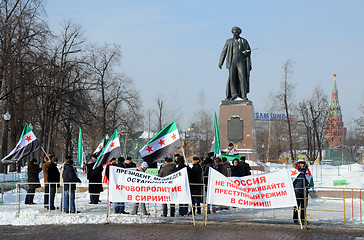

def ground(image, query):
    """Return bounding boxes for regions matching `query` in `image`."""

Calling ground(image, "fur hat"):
[165,157,173,163]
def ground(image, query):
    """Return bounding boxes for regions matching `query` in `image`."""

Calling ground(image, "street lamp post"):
[1,111,11,174]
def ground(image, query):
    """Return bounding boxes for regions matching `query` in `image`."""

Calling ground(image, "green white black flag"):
[1,123,41,164]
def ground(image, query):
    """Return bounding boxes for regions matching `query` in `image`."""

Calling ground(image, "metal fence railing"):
[1,181,362,226]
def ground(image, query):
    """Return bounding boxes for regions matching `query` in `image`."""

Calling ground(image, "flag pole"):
[296,205,303,229]
[41,146,51,161]
[190,203,195,225]
[181,146,188,163]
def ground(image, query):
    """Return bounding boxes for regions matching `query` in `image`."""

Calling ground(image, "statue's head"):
[231,26,242,36]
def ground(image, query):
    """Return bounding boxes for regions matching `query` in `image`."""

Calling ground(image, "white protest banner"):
[109,166,191,204]
[207,168,297,208]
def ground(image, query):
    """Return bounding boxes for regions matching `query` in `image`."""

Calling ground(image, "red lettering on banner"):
[216,180,225,186]
[136,195,140,201]
[127,195,132,200]
[231,198,235,203]
[116,185,121,190]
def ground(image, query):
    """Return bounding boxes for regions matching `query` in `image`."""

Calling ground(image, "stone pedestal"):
[219,100,256,159]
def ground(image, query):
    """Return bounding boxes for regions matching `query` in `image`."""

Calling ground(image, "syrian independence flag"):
[291,167,314,187]
[93,129,121,169]
[92,137,105,157]
[1,123,41,164]
[77,127,85,168]
[208,136,215,153]
[214,112,221,156]
[139,121,182,165]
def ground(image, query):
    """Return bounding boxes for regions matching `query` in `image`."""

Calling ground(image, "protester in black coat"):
[63,161,81,191]
[158,157,177,217]
[87,155,103,204]
[25,158,42,204]
[175,156,189,216]
[124,157,137,168]
[214,157,226,176]
[231,158,244,177]
[240,156,251,176]
[188,157,202,214]
[47,157,60,210]
[201,157,213,188]
[62,160,81,213]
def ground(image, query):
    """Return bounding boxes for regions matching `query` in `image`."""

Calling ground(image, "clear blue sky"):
[46,0,364,130]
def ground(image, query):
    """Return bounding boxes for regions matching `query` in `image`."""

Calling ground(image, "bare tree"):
[276,59,296,161]
[299,86,329,163]
[88,43,142,141]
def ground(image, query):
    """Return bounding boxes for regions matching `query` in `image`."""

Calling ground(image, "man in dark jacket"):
[176,156,189,216]
[62,159,81,213]
[47,157,60,210]
[86,154,104,204]
[25,158,42,204]
[189,156,202,214]
[240,156,251,176]
[201,156,215,213]
[124,157,136,168]
[158,157,177,217]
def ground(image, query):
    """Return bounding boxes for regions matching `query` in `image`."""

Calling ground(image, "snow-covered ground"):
[0,163,363,226]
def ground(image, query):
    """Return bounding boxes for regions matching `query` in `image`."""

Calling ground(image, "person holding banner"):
[105,158,128,214]
[201,156,215,214]
[158,157,177,217]
[176,156,189,216]
[130,162,149,215]
[188,156,202,215]
[292,158,313,224]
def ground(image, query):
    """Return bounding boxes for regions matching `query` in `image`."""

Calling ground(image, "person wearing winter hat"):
[131,161,149,216]
[291,158,314,224]
[158,157,177,217]
[188,156,202,215]
[125,156,136,168]
[43,154,60,210]
[62,158,81,213]
[86,153,103,204]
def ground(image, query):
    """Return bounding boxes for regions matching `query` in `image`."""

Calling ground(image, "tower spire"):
[324,74,345,148]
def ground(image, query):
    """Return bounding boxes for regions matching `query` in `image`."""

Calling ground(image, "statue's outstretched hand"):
[218,64,222,69]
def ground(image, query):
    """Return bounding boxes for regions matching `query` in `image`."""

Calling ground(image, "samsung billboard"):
[255,112,286,120]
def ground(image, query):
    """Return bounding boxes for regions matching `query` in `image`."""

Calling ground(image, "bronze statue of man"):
[219,26,252,100]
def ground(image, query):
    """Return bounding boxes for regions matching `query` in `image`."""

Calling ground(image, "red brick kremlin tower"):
[324,74,346,148]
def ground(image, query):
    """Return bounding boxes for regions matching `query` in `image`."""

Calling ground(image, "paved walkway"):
[0,222,363,240]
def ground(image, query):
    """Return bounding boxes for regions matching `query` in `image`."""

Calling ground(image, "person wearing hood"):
[231,158,243,177]
[291,158,314,224]
[158,157,177,217]
[62,158,81,213]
